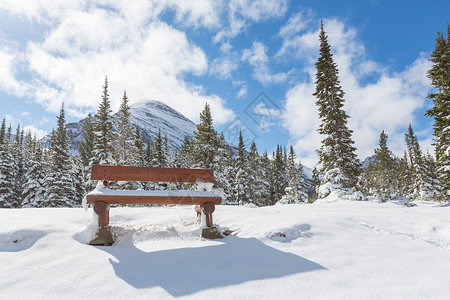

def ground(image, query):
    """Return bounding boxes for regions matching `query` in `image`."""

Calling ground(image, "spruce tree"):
[152,129,168,168]
[93,76,115,165]
[114,90,136,165]
[192,103,216,169]
[79,113,96,191]
[0,118,15,208]
[233,130,249,204]
[404,124,442,200]
[132,126,146,167]
[212,133,234,201]
[425,24,450,196]
[44,104,77,207]
[313,21,360,198]
[21,135,46,207]
[261,151,274,205]
[281,145,308,203]
[174,136,194,168]
[272,145,288,201]
[362,131,399,201]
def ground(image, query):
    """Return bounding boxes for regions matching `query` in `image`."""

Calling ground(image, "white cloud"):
[237,84,248,98]
[214,0,288,42]
[210,43,240,79]
[0,2,235,125]
[22,125,48,139]
[282,19,432,168]
[0,47,31,97]
[242,41,288,85]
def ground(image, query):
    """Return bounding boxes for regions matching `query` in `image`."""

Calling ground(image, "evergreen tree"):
[192,103,216,169]
[21,136,46,207]
[233,131,249,204]
[313,21,361,198]
[152,129,168,168]
[272,145,288,201]
[0,118,15,208]
[71,156,86,203]
[93,76,115,165]
[404,124,442,200]
[310,167,320,201]
[425,24,450,196]
[261,151,274,205]
[281,145,308,203]
[362,131,399,201]
[174,136,194,168]
[44,104,77,207]
[114,90,136,165]
[10,125,24,207]
[212,133,234,201]
[79,113,95,191]
[132,126,146,167]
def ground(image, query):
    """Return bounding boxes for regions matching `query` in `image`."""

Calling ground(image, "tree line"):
[0,22,448,208]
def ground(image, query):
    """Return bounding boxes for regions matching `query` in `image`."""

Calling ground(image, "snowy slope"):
[41,100,198,154]
[1,200,450,299]
[129,100,197,152]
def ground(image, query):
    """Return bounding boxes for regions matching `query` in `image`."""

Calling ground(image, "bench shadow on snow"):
[100,235,326,297]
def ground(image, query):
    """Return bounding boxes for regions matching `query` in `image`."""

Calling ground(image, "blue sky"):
[0,0,448,167]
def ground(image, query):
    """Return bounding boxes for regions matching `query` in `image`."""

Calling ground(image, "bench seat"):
[86,188,222,205]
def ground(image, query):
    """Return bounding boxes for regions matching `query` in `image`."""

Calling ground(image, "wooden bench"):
[85,165,223,245]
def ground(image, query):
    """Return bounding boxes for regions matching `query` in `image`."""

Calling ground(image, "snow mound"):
[265,224,312,243]
[0,230,46,252]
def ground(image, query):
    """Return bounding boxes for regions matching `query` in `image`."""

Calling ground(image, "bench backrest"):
[91,165,215,183]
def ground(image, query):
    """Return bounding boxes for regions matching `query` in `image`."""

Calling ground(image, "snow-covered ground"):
[1,200,450,299]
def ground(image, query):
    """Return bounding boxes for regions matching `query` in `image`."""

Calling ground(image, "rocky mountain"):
[41,100,197,154]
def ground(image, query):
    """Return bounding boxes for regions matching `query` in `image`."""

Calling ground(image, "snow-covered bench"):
[85,165,222,245]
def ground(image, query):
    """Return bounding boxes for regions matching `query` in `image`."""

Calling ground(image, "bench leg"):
[89,201,114,246]
[195,203,222,239]
[195,202,215,227]
[94,201,110,227]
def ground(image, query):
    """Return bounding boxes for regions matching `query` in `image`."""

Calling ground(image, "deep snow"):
[1,200,450,299]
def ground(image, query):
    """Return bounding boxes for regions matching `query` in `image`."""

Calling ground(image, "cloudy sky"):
[0,0,448,167]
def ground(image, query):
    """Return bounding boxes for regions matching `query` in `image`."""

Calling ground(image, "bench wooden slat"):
[86,195,222,205]
[91,165,215,183]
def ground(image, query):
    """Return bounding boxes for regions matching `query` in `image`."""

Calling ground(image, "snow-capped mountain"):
[41,100,197,154]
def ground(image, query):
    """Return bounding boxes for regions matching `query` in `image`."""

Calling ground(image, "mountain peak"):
[41,100,197,154]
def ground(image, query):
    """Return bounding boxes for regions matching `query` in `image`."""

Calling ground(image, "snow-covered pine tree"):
[21,135,46,207]
[192,103,217,169]
[134,126,146,167]
[313,21,361,198]
[44,104,78,207]
[114,90,135,166]
[272,145,288,201]
[174,136,194,168]
[310,167,320,201]
[362,131,399,201]
[9,125,25,207]
[152,129,168,168]
[404,124,442,200]
[212,133,234,201]
[280,145,308,203]
[93,76,115,165]
[71,156,86,203]
[425,24,450,197]
[0,118,15,208]
[79,113,96,191]
[261,151,274,205]
[397,151,413,199]
[233,130,250,204]
[247,141,270,206]
[422,151,443,200]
